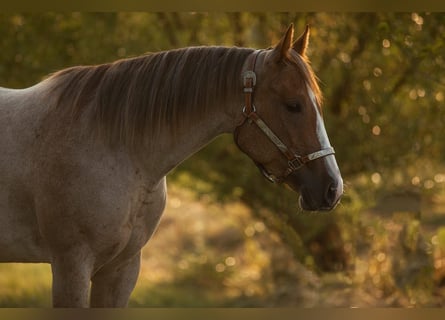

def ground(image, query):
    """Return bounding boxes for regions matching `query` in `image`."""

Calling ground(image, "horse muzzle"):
[286,155,343,212]
[298,178,343,211]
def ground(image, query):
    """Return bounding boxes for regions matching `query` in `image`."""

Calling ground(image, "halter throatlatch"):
[236,50,335,183]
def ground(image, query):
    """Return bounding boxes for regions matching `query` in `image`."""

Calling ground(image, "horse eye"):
[286,102,302,113]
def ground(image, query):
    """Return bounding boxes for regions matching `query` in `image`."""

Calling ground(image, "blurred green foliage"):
[2,12,444,176]
[1,13,445,305]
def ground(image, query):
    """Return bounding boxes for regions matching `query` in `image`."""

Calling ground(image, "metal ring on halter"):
[242,104,256,116]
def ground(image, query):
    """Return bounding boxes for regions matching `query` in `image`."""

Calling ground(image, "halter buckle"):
[243,70,257,88]
[288,157,304,172]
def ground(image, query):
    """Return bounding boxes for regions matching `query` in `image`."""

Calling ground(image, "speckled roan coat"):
[0,25,342,307]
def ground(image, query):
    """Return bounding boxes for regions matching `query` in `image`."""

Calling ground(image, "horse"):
[0,24,343,307]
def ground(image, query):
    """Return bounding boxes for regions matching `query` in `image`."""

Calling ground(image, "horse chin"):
[284,177,319,211]
[299,195,316,211]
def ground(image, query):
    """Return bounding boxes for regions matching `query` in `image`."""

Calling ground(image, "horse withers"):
[0,24,342,307]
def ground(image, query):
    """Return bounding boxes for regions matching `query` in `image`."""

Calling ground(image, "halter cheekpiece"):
[236,50,335,183]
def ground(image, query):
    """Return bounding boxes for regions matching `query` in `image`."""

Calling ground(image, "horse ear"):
[293,25,310,57]
[271,23,294,62]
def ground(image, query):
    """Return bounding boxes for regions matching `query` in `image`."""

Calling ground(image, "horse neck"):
[138,50,263,180]
[136,89,245,181]
[46,47,254,182]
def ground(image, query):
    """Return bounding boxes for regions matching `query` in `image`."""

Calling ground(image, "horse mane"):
[47,46,254,147]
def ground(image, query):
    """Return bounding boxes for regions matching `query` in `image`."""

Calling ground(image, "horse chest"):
[127,180,167,248]
[0,186,51,262]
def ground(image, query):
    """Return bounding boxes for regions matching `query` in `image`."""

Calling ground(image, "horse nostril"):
[325,182,340,206]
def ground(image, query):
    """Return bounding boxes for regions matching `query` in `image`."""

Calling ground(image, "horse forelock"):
[47,46,254,147]
[286,50,323,109]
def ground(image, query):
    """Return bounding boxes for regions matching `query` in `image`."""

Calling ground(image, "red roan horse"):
[0,24,342,307]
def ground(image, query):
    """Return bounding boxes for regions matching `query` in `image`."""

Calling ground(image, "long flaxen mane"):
[47,46,254,147]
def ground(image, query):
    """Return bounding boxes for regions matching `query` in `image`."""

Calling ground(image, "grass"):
[0,263,51,307]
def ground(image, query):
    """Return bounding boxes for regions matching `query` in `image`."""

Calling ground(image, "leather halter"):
[235,50,335,183]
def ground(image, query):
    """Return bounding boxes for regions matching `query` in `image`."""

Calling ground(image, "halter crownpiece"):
[236,50,335,183]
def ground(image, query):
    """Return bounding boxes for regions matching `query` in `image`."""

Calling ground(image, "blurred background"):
[0,12,445,307]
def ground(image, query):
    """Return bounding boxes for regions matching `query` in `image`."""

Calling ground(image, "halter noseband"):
[235,50,335,183]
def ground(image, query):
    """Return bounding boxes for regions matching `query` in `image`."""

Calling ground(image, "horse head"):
[235,24,343,211]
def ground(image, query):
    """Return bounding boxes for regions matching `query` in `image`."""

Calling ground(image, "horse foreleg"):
[50,246,95,308]
[90,252,141,307]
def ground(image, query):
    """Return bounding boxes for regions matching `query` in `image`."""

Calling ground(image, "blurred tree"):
[1,12,444,273]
